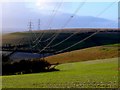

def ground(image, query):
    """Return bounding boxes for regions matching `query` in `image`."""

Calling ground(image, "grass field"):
[45,44,119,63]
[2,58,118,88]
[2,28,120,52]
[2,29,120,88]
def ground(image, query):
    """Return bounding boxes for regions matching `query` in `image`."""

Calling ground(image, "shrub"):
[2,58,59,75]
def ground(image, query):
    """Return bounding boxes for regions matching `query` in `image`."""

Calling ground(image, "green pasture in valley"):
[2,58,118,88]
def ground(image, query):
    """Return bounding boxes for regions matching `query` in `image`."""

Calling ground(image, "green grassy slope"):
[45,44,119,63]
[2,58,118,88]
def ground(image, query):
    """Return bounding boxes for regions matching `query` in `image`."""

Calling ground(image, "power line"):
[96,1,117,17]
[39,0,64,42]
[32,32,56,48]
[31,1,64,48]
[46,0,117,49]
[47,0,64,30]
[48,31,81,48]
[38,1,86,53]
[55,31,99,53]
[30,2,61,46]
[29,0,117,54]
[30,19,42,44]
[54,1,117,54]
[27,20,42,53]
[28,20,38,41]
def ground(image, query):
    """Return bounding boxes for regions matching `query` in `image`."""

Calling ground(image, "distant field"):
[45,44,119,63]
[2,28,120,52]
[2,58,118,88]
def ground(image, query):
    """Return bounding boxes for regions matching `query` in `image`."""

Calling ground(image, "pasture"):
[45,44,119,63]
[2,58,118,88]
[2,29,120,52]
[2,29,119,88]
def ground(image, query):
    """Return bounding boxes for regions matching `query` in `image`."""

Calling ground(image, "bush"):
[2,58,59,75]
[2,54,11,62]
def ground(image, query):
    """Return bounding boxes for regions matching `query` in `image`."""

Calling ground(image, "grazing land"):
[45,44,119,63]
[2,58,118,88]
[2,28,120,52]
[2,29,119,88]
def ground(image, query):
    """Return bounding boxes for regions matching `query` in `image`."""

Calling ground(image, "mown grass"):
[2,58,118,88]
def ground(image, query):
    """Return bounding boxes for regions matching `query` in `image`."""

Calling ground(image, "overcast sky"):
[1,0,118,33]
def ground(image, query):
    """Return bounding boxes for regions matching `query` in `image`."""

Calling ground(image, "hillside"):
[2,28,120,53]
[2,58,118,88]
[45,44,120,63]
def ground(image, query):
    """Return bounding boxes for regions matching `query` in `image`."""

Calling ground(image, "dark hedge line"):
[2,54,59,75]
